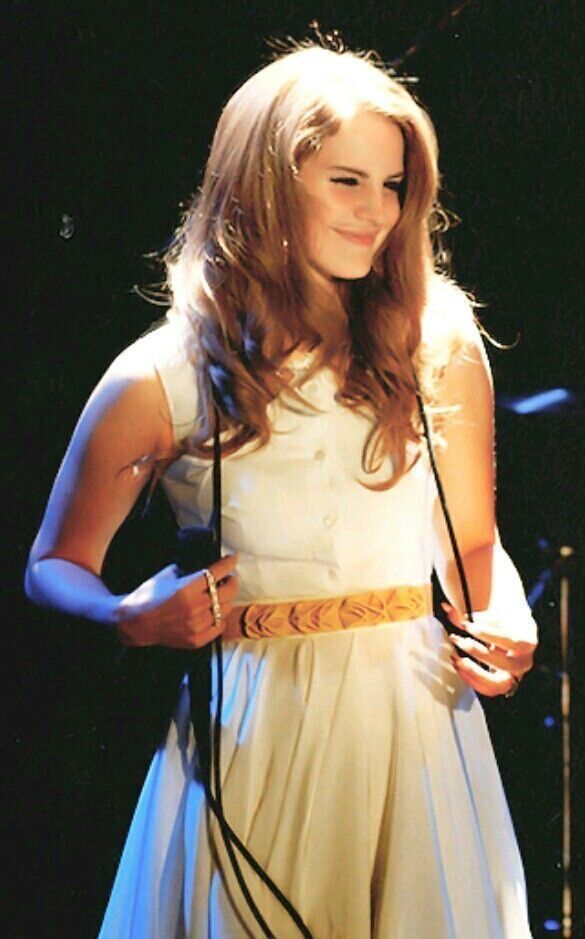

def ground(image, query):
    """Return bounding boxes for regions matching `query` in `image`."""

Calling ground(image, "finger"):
[442,603,537,655]
[175,577,237,629]
[166,615,225,649]
[448,634,534,675]
[190,617,226,649]
[441,602,466,630]
[441,603,489,647]
[174,568,210,594]
[451,655,516,698]
[191,580,237,624]
[216,575,239,604]
[182,583,237,632]
[463,625,537,655]
[175,554,239,594]
[190,599,232,633]
[186,605,226,637]
[442,604,490,653]
[210,553,239,582]
[193,554,239,594]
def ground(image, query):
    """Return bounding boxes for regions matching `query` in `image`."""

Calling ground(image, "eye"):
[330,176,405,194]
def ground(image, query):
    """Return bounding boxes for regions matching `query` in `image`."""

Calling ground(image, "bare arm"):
[431,329,537,695]
[431,332,497,612]
[25,337,238,647]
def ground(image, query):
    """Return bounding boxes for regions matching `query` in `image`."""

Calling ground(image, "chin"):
[309,259,373,288]
[332,265,373,280]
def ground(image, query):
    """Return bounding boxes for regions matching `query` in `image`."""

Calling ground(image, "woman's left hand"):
[442,603,537,697]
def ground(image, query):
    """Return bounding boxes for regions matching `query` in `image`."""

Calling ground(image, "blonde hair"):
[164,43,473,487]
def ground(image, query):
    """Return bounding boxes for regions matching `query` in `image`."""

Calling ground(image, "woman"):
[26,44,538,937]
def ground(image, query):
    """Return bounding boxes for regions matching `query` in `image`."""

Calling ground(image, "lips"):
[333,229,378,247]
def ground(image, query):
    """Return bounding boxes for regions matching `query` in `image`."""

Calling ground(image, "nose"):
[354,184,386,226]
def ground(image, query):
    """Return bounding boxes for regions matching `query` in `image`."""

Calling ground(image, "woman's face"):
[296,110,405,286]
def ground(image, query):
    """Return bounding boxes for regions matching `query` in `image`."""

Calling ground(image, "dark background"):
[5,0,584,936]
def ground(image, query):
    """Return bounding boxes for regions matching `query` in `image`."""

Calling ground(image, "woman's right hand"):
[116,554,239,649]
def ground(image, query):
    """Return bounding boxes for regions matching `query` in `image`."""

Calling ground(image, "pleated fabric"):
[99,617,530,939]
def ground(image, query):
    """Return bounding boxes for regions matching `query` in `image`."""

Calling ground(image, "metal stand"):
[527,542,574,936]
[559,546,573,939]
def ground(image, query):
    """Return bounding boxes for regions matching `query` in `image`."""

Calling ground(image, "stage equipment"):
[498,389,579,937]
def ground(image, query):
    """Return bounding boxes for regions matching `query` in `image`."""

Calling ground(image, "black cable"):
[207,410,314,939]
[415,389,474,624]
[209,637,277,938]
[208,415,276,937]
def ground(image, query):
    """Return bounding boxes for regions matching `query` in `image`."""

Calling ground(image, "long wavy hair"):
[163,44,468,488]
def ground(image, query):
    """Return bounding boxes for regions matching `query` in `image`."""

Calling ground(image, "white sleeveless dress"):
[99,319,532,938]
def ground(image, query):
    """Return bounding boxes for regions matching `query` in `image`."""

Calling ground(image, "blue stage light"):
[508,389,573,415]
[543,919,561,931]
[543,716,556,728]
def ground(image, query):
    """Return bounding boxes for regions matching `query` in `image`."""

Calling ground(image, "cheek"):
[307,185,356,222]
[381,195,402,238]
[305,191,357,252]
[329,188,356,210]
[302,193,335,246]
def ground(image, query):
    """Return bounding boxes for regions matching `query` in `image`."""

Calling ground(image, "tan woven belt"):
[223,584,433,640]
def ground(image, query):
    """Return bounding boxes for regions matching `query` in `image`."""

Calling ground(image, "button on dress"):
[99,319,532,938]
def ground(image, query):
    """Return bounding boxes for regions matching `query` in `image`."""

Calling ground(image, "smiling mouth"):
[333,229,378,247]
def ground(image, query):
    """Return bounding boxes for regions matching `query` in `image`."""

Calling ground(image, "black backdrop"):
[5,1,584,936]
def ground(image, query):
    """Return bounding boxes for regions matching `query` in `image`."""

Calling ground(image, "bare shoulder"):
[28,321,189,571]
[78,323,185,458]
[421,275,481,355]
[87,314,200,448]
[107,318,188,388]
[420,275,493,405]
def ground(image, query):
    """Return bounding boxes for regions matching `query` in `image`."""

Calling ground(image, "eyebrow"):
[328,164,405,179]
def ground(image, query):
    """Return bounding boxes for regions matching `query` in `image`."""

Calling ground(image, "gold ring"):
[202,568,222,626]
[504,675,522,699]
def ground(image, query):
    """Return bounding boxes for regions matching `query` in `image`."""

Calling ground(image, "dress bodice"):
[139,318,437,603]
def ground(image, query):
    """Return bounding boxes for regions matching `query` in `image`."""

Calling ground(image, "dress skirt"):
[98,615,531,938]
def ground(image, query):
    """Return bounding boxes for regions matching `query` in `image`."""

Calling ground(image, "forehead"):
[314,111,404,173]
